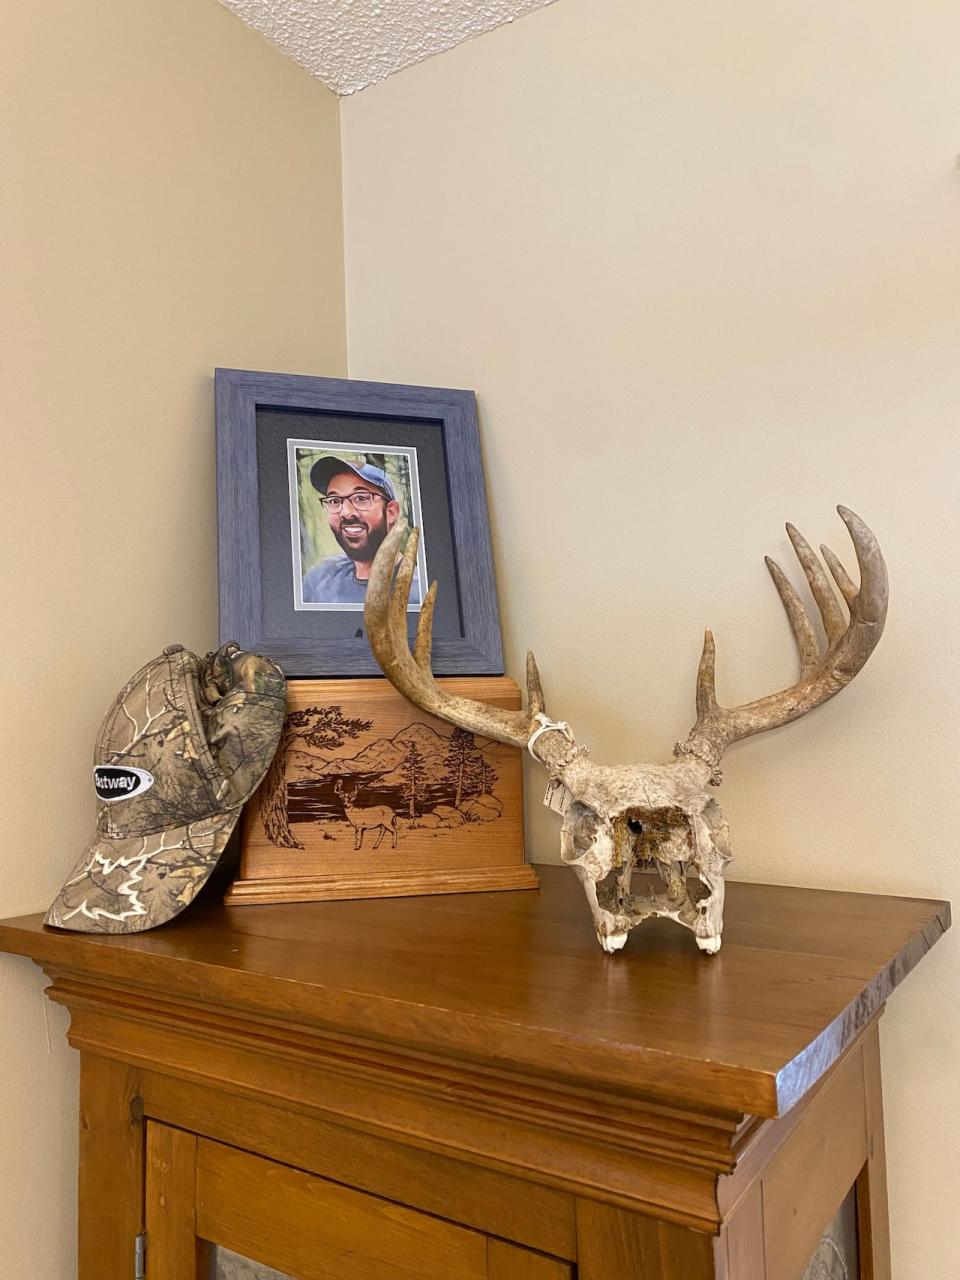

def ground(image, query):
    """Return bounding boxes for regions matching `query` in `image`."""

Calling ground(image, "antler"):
[682,506,888,767]
[364,520,547,749]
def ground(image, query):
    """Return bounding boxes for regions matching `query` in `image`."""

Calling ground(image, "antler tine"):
[837,504,888,625]
[413,580,438,670]
[763,557,820,676]
[389,523,421,635]
[364,520,543,750]
[820,542,858,608]
[785,523,846,644]
[682,507,888,767]
[695,629,719,718]
[526,650,546,717]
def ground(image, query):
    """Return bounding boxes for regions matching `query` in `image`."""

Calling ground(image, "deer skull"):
[364,507,888,955]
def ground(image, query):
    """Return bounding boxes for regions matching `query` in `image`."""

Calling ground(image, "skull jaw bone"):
[560,799,731,955]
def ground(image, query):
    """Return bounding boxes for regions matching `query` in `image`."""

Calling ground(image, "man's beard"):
[333,512,389,562]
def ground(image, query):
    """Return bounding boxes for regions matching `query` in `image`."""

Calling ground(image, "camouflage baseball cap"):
[46,642,286,934]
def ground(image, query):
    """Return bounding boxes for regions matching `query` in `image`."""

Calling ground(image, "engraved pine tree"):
[260,706,372,849]
[461,747,497,802]
[478,759,497,797]
[399,740,426,819]
[442,727,485,809]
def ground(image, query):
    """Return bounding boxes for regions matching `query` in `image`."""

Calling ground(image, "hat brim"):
[44,808,241,934]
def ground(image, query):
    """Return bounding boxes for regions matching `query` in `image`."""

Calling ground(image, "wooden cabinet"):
[0,866,947,1280]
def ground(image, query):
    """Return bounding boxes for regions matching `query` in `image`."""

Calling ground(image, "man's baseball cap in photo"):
[309,456,397,503]
[45,642,286,934]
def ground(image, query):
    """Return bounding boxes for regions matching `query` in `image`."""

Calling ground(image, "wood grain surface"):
[760,1037,867,1280]
[576,1200,718,1278]
[197,1137,488,1280]
[4,867,947,1278]
[147,1121,206,1279]
[77,1055,145,1280]
[143,1072,577,1258]
[487,1239,572,1279]
[721,1181,766,1280]
[857,1025,892,1280]
[147,1123,574,1280]
[6,867,947,1119]
[230,676,534,905]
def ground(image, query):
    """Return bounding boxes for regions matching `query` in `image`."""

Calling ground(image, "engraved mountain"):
[287,722,485,785]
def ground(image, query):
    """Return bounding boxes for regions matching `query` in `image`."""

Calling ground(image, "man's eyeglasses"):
[320,490,387,512]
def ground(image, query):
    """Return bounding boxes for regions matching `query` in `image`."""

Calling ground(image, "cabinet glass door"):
[798,1187,859,1280]
[146,1121,571,1280]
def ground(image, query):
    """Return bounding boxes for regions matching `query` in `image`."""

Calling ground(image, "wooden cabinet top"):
[0,866,947,1119]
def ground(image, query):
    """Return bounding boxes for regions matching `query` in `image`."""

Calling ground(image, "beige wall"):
[2,0,956,1271]
[0,0,345,1274]
[342,0,959,1271]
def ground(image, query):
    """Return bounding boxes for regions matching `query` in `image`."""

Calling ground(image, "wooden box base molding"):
[228,676,536,905]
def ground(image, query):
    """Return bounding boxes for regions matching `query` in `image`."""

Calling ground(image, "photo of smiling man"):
[289,443,426,611]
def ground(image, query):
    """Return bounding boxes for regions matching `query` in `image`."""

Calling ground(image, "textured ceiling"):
[218,0,558,95]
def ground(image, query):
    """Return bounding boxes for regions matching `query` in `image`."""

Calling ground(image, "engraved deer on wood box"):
[229,678,535,905]
[333,780,399,851]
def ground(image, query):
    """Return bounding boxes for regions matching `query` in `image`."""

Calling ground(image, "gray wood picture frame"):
[216,368,504,677]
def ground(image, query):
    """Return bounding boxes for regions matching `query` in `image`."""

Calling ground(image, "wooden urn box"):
[0,866,947,1280]
[227,677,536,906]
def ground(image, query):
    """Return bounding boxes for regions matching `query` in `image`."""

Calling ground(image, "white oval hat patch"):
[94,765,155,802]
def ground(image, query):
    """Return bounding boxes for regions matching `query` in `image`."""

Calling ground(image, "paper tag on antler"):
[543,778,573,815]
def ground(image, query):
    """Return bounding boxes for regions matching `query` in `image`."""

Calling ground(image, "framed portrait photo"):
[216,369,504,677]
[289,439,427,613]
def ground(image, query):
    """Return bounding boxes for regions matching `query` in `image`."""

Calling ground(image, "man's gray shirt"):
[302,554,422,605]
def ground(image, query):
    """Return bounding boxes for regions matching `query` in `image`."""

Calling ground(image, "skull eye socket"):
[627,818,644,835]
